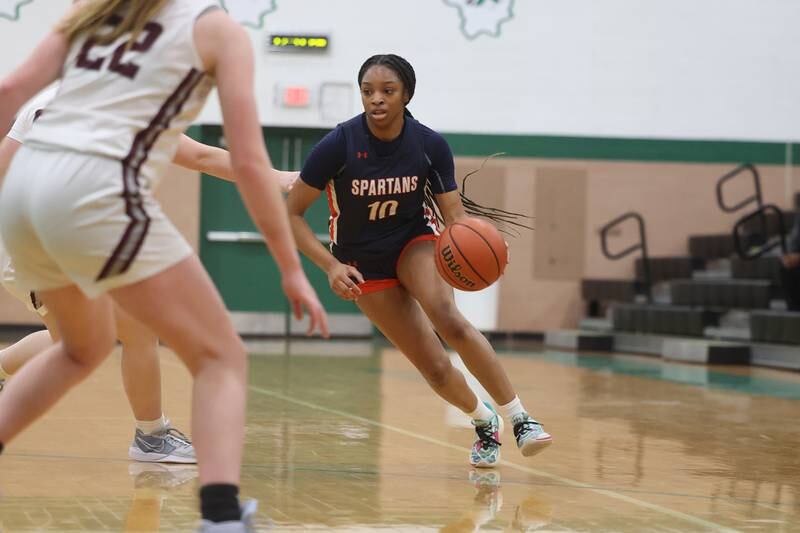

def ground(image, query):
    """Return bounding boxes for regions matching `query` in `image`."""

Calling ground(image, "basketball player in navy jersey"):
[287,54,552,468]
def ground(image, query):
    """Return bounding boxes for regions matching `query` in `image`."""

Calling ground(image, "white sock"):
[136,414,168,435]
[0,361,10,380]
[498,396,527,420]
[466,399,494,422]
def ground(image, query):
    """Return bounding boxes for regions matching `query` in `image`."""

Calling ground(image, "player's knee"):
[420,356,453,389]
[92,330,117,360]
[63,329,116,370]
[432,310,473,345]
[183,335,247,375]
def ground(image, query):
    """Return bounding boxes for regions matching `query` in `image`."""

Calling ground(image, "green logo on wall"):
[0,0,33,21]
[221,0,278,29]
[443,0,515,40]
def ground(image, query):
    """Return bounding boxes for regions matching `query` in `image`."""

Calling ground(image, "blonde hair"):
[59,0,170,46]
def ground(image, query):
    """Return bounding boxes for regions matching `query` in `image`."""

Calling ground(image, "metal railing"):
[716,163,762,213]
[713,162,786,260]
[600,211,652,302]
[732,204,788,260]
[714,163,789,260]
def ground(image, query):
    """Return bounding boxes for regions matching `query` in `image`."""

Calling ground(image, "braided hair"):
[358,55,532,235]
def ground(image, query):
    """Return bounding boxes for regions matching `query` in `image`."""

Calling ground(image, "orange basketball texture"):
[435,218,508,291]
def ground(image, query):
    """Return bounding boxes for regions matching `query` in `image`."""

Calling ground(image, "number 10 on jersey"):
[367,200,399,221]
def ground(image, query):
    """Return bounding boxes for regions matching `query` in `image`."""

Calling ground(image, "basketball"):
[435,217,508,291]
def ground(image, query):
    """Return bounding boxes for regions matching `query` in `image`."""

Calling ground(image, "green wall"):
[196,125,359,314]
[443,133,798,165]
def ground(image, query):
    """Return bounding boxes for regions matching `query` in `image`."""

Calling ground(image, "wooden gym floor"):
[0,338,798,532]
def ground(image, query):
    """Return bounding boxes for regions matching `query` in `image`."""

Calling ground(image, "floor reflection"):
[0,342,798,531]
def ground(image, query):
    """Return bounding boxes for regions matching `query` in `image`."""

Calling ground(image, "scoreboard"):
[269,34,330,52]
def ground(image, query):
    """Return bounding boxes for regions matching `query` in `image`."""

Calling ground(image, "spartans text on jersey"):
[351,176,419,197]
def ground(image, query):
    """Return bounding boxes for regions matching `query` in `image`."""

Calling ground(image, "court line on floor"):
[238,463,783,510]
[249,384,740,533]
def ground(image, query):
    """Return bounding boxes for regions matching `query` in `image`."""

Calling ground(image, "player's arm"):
[0,137,22,182]
[285,182,338,272]
[435,190,467,226]
[428,133,464,226]
[286,183,363,301]
[196,9,327,336]
[0,25,69,134]
[173,135,299,192]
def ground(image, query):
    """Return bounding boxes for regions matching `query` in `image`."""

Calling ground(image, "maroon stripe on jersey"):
[29,291,43,311]
[96,68,206,281]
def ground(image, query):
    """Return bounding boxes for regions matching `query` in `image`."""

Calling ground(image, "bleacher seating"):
[613,304,722,337]
[581,279,638,303]
[669,279,772,309]
[578,195,800,367]
[688,234,735,260]
[730,256,782,284]
[750,311,800,345]
[635,256,703,283]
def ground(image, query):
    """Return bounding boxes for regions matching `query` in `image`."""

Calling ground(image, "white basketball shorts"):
[0,145,192,299]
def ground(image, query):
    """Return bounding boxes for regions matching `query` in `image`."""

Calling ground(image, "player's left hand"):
[327,262,364,301]
[282,269,330,337]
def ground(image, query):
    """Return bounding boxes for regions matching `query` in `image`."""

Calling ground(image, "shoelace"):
[475,423,501,449]
[162,427,192,447]
[513,418,541,438]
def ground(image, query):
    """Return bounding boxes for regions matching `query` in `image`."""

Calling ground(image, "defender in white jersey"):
[0,84,300,462]
[0,85,59,315]
[0,1,327,531]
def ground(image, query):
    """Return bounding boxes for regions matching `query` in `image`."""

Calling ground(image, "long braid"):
[423,155,534,237]
[423,155,446,231]
[459,154,534,237]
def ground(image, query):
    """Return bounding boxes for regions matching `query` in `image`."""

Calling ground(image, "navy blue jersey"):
[301,114,457,256]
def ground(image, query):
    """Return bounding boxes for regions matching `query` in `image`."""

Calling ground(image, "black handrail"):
[600,211,652,302]
[733,204,788,260]
[716,163,762,213]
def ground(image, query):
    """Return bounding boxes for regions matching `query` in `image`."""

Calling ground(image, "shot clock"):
[268,34,330,52]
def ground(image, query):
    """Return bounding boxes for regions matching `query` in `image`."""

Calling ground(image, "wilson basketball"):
[435,218,508,291]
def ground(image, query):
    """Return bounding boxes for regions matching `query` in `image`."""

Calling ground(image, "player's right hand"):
[278,170,300,192]
[281,270,330,337]
[327,262,364,301]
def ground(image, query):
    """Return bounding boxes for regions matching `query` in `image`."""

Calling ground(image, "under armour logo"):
[357,151,368,159]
